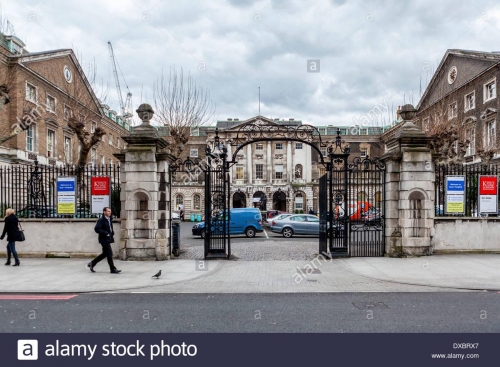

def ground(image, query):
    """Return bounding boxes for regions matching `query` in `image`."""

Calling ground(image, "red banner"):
[479,176,497,195]
[91,176,110,195]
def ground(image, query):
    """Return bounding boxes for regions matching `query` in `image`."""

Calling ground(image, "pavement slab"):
[1,254,498,293]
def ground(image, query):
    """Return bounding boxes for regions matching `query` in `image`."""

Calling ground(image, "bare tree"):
[60,57,107,167]
[153,67,215,157]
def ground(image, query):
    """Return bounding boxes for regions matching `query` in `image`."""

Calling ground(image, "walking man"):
[87,207,121,274]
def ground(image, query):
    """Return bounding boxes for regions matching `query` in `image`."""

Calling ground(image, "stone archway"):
[253,191,267,210]
[273,190,287,211]
[233,191,247,208]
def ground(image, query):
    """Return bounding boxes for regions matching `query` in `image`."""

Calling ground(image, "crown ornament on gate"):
[327,128,350,158]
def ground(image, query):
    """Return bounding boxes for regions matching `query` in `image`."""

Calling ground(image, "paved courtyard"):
[177,240,320,261]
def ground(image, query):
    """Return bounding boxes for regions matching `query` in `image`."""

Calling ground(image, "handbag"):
[17,222,25,242]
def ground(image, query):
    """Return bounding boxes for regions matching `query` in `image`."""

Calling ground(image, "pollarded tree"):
[153,67,215,157]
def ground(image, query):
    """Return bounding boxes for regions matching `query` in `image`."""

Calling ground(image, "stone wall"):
[432,218,500,253]
[0,219,120,258]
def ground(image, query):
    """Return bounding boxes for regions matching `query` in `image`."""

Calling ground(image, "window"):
[109,158,113,166]
[466,128,475,156]
[360,147,368,158]
[64,136,72,162]
[465,92,475,111]
[116,139,120,149]
[320,148,327,157]
[255,164,263,179]
[47,130,55,157]
[449,102,457,119]
[360,129,367,135]
[102,134,106,142]
[295,143,303,149]
[319,166,326,177]
[101,155,105,165]
[357,191,366,201]
[422,117,430,131]
[236,165,244,180]
[175,194,184,208]
[275,164,283,179]
[295,164,303,179]
[26,82,36,103]
[190,127,200,136]
[91,121,97,133]
[275,143,283,150]
[46,94,56,113]
[486,120,496,146]
[193,194,201,209]
[190,148,198,157]
[295,193,304,210]
[484,79,496,102]
[108,133,113,146]
[78,113,85,122]
[375,191,382,209]
[26,125,34,152]
[63,105,72,120]
[256,143,263,150]
[91,148,97,165]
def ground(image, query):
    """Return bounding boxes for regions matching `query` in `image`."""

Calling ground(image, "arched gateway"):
[169,119,386,259]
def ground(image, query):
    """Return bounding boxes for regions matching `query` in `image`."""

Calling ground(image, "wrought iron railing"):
[0,162,121,218]
[435,163,500,217]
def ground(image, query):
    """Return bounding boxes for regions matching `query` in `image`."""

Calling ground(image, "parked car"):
[360,207,382,225]
[270,214,320,238]
[17,206,62,218]
[192,208,264,238]
[264,210,289,227]
[264,213,291,228]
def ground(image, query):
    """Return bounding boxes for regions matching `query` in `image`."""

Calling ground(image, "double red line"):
[0,295,77,300]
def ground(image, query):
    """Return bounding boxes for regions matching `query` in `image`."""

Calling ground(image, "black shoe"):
[110,269,122,274]
[5,261,10,265]
[87,262,95,273]
[13,262,20,266]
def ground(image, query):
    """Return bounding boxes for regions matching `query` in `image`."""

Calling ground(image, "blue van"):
[192,208,263,238]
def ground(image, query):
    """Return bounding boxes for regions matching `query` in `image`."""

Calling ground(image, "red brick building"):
[0,32,130,167]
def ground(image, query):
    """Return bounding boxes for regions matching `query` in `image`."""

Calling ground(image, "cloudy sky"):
[2,0,500,127]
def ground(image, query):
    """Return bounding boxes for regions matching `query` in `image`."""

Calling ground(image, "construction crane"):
[108,41,132,119]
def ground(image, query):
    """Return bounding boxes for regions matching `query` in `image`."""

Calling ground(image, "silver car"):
[270,214,320,238]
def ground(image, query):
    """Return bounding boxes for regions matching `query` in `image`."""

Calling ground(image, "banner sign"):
[91,176,110,214]
[56,176,76,215]
[478,175,498,214]
[445,175,465,214]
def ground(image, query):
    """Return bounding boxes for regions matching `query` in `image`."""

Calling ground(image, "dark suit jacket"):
[95,215,115,244]
[0,214,21,242]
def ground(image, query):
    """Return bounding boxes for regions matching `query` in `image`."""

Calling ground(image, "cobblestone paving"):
[177,241,319,261]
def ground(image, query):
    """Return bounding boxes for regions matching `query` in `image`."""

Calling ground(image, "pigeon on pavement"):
[152,270,161,279]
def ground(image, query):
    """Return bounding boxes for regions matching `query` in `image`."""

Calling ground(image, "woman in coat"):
[0,208,21,266]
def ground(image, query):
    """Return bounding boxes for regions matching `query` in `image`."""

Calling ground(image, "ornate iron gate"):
[319,131,386,257]
[204,141,231,259]
[170,133,231,259]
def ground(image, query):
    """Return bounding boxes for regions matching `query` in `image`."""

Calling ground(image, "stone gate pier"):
[115,104,172,260]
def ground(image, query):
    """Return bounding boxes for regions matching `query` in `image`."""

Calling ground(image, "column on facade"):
[226,142,232,183]
[267,141,272,183]
[305,144,312,181]
[247,144,253,185]
[286,141,292,181]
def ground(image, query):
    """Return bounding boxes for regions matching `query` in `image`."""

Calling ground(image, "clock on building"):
[64,65,73,83]
[448,66,457,85]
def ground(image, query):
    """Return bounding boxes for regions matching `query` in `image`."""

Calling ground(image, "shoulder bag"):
[17,222,25,242]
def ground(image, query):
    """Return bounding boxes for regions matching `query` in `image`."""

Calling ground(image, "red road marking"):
[0,295,77,300]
